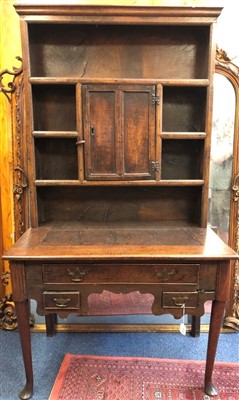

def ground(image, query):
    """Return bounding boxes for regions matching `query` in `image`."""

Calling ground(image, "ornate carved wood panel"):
[0,58,27,330]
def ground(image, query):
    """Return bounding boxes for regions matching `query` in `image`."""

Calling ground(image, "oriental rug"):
[49,354,239,400]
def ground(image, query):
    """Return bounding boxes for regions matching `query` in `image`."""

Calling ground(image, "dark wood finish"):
[44,313,57,337]
[35,138,78,180]
[28,24,210,79]
[204,260,231,396]
[4,226,237,399]
[162,86,207,132]
[18,6,218,229]
[42,262,201,285]
[189,315,201,338]
[10,262,33,399]
[5,3,238,399]
[161,139,204,180]
[83,84,156,180]
[32,84,76,131]
[5,224,235,261]
[36,186,202,225]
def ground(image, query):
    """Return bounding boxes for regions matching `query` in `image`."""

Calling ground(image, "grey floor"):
[0,329,238,400]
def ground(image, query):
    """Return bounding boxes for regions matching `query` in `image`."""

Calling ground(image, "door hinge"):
[76,139,85,145]
[152,94,160,106]
[150,161,160,173]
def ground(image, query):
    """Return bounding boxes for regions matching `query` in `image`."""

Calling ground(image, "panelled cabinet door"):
[82,84,156,180]
[83,85,118,179]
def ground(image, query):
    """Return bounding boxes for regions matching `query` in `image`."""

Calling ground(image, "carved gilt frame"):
[216,49,239,331]
[0,57,28,330]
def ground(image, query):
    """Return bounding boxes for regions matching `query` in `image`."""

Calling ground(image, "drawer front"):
[162,292,198,309]
[43,291,80,310]
[42,263,200,285]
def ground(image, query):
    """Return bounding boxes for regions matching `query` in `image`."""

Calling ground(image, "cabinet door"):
[83,84,156,180]
[83,86,118,179]
[123,86,156,179]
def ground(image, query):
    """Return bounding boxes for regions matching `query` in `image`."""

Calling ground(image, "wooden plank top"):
[4,222,237,261]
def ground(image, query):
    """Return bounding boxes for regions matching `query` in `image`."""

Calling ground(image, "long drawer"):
[42,263,200,285]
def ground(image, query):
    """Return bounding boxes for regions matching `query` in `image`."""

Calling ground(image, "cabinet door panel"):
[83,84,156,181]
[123,87,156,179]
[84,88,118,179]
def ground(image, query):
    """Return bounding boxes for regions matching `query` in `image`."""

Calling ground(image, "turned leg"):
[45,313,58,337]
[15,300,34,400]
[204,300,225,396]
[189,315,201,337]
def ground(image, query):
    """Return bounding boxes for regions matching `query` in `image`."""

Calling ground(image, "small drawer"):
[162,292,198,309]
[42,263,200,285]
[43,291,80,310]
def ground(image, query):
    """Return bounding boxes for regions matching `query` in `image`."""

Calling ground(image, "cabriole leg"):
[15,300,33,400]
[204,300,226,397]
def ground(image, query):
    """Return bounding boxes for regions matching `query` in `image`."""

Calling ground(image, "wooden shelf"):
[34,179,204,187]
[161,132,206,139]
[29,77,210,86]
[30,77,79,84]
[159,180,204,186]
[33,131,78,138]
[35,180,80,186]
[160,79,209,87]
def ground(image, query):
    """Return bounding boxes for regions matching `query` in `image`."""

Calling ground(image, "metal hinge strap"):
[152,94,160,106]
[150,161,160,172]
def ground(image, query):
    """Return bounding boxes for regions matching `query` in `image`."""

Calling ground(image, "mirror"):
[208,73,235,244]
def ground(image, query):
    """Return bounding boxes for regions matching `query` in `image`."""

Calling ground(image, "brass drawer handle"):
[172,296,188,307]
[155,268,176,282]
[66,267,87,282]
[53,298,71,308]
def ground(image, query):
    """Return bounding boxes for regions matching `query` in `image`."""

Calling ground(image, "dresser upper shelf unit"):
[17,3,221,228]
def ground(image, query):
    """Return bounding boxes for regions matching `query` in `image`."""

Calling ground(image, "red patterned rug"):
[49,354,239,400]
